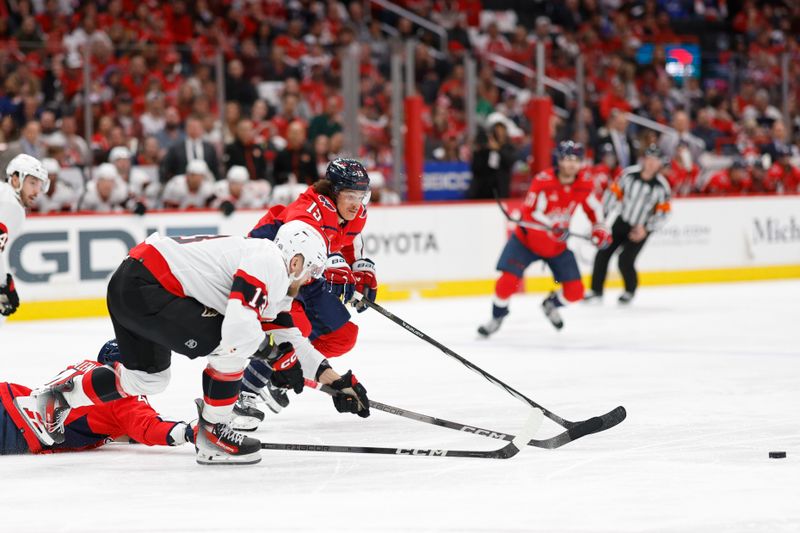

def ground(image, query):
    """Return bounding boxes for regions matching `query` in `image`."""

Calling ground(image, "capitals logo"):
[317,195,336,212]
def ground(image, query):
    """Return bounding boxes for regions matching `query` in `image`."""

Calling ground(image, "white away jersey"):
[136,233,325,374]
[0,181,25,280]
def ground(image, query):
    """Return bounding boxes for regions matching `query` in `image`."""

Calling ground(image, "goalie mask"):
[274,220,328,282]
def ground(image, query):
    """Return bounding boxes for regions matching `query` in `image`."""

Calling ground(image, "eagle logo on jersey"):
[317,195,336,212]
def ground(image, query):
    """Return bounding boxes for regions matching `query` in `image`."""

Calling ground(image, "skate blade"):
[13,395,57,446]
[196,451,262,466]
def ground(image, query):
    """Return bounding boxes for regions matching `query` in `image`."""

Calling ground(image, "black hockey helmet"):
[97,339,122,365]
[325,158,370,194]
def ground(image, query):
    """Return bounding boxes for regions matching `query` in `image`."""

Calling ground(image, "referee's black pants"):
[590,218,649,295]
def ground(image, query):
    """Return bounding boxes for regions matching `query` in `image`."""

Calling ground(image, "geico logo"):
[422,172,471,191]
[9,227,217,283]
[362,232,439,255]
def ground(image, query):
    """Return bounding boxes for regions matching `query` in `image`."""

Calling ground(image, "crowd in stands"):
[0,0,799,216]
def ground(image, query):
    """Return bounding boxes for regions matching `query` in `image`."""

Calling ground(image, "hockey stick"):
[493,191,593,242]
[260,408,543,459]
[354,295,626,438]
[305,379,608,449]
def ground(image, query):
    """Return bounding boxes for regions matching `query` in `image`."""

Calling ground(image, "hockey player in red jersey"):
[29,221,371,465]
[478,141,612,336]
[1,340,194,455]
[237,158,375,423]
[700,158,753,195]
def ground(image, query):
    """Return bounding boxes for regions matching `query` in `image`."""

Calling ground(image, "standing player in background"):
[29,222,370,465]
[2,340,195,455]
[233,159,376,426]
[584,145,672,304]
[478,141,612,337]
[1,154,48,320]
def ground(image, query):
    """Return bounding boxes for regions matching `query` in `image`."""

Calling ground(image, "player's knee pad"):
[561,279,585,303]
[118,366,171,396]
[495,272,522,300]
[207,352,249,374]
[312,321,359,358]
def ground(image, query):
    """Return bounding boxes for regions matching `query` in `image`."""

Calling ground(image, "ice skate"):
[230,392,265,432]
[259,381,290,414]
[618,291,634,305]
[194,399,261,465]
[582,291,602,304]
[541,292,564,330]
[27,381,73,445]
[477,304,509,337]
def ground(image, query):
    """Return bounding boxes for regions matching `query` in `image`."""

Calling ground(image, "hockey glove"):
[591,224,612,249]
[0,274,20,316]
[266,342,304,394]
[324,253,356,303]
[548,222,570,242]
[351,258,377,313]
[329,371,370,418]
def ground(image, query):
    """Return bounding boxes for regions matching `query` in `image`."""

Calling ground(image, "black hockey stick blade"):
[305,380,624,449]
[260,409,543,459]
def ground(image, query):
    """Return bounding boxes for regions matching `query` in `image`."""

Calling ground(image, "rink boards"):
[7,195,800,320]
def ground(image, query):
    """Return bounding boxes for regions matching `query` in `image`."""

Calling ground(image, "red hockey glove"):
[0,273,20,316]
[266,342,304,394]
[351,258,377,313]
[591,224,612,249]
[548,222,570,242]
[329,370,370,418]
[324,253,356,303]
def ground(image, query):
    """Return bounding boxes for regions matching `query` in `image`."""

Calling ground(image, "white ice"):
[1,280,799,533]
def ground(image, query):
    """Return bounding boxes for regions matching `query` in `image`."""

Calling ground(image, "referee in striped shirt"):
[585,144,672,304]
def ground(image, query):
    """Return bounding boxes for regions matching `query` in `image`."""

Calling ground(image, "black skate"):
[231,392,265,432]
[260,381,289,414]
[582,290,602,304]
[618,291,634,305]
[541,292,564,330]
[194,399,261,465]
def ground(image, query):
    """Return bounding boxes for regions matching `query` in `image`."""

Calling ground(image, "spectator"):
[468,120,516,199]
[161,159,215,209]
[367,169,401,205]
[0,121,45,170]
[586,143,621,199]
[212,165,271,214]
[663,142,701,197]
[60,115,91,167]
[743,89,782,128]
[33,158,80,213]
[700,158,753,195]
[140,92,167,138]
[80,163,129,212]
[760,120,794,163]
[596,110,637,170]
[272,120,317,185]
[224,119,268,181]
[161,115,220,182]
[766,145,800,193]
[313,134,331,177]
[154,106,185,153]
[692,108,723,154]
[135,136,163,167]
[225,59,258,111]
[658,110,706,161]
[307,95,343,142]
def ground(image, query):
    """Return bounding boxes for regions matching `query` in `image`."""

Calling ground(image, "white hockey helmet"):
[273,220,329,282]
[5,153,49,193]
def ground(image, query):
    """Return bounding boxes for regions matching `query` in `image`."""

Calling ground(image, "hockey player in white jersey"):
[1,154,48,319]
[30,220,371,465]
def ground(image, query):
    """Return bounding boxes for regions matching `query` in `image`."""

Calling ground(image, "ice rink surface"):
[1,280,799,533]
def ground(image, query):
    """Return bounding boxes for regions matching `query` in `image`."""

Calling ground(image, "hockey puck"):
[769,451,786,459]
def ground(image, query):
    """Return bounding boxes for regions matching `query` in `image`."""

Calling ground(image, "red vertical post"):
[527,96,552,174]
[404,95,424,202]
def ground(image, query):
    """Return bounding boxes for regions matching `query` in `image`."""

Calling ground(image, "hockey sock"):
[495,272,521,300]
[202,366,244,424]
[311,321,359,358]
[242,359,272,395]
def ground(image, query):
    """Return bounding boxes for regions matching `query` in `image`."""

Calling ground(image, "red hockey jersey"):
[516,168,604,258]
[0,360,181,454]
[250,186,367,263]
